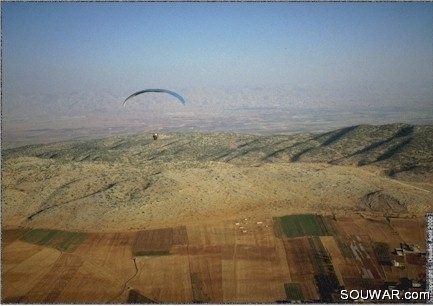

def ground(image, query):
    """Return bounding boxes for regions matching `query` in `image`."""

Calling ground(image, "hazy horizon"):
[2,2,432,148]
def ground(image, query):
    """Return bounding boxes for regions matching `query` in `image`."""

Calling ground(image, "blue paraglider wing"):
[123,89,186,106]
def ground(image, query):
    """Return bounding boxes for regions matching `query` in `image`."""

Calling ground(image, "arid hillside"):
[2,123,432,232]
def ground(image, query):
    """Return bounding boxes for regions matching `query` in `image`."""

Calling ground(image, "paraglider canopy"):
[123,88,186,106]
[122,88,185,140]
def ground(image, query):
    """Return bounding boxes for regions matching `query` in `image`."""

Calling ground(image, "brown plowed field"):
[131,251,193,303]
[22,253,83,303]
[133,225,188,254]
[2,242,61,300]
[72,232,138,303]
[333,216,404,250]
[390,217,426,247]
[282,238,319,300]
[188,248,223,302]
[1,214,427,303]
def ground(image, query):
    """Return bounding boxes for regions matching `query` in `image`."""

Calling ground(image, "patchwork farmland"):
[2,214,427,303]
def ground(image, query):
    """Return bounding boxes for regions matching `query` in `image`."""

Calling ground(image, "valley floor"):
[2,214,427,303]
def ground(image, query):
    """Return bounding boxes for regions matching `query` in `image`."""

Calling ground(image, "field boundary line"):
[107,257,139,303]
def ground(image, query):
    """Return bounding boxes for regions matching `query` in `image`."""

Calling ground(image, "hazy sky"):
[2,1,433,141]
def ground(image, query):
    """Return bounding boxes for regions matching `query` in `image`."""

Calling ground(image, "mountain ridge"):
[2,123,432,232]
[4,123,432,174]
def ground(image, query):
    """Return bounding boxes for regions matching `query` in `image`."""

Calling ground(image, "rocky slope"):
[2,123,432,232]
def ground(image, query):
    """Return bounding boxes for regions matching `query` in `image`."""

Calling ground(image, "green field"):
[372,242,392,265]
[20,228,88,252]
[275,214,334,238]
[133,250,170,257]
[284,283,304,301]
